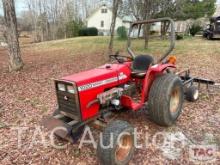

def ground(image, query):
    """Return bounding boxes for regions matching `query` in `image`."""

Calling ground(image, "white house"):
[214,4,220,16]
[86,4,220,36]
[86,5,131,35]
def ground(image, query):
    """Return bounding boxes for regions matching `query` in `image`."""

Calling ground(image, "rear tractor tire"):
[97,120,135,165]
[185,85,199,102]
[148,74,184,126]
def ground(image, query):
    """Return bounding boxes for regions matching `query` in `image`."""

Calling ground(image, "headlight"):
[67,85,75,94]
[58,83,65,91]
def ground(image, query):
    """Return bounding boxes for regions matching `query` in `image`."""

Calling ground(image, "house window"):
[101,21,104,27]
[101,9,108,13]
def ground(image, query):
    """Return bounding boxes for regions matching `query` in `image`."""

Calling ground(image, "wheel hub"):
[193,90,199,100]
[115,134,133,162]
[170,87,180,113]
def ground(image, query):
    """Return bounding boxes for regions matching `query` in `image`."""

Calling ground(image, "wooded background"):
[2,0,216,43]
[1,0,217,71]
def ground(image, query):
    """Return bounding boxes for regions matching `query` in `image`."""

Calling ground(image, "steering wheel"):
[109,54,133,63]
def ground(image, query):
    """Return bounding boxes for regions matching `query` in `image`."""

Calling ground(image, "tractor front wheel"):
[97,120,135,165]
[148,74,184,126]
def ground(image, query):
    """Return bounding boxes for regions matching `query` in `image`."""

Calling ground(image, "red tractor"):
[44,18,218,165]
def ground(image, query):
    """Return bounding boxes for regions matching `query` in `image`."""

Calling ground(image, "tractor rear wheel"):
[148,74,184,126]
[97,120,135,165]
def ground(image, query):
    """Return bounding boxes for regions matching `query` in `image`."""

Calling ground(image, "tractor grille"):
[55,81,81,120]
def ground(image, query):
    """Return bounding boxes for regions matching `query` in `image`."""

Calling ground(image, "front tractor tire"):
[97,120,135,165]
[148,74,184,126]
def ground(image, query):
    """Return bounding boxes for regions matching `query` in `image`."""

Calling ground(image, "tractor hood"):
[61,63,131,88]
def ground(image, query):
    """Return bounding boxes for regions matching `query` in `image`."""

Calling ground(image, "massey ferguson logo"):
[78,77,118,92]
[78,73,127,92]
[119,72,128,80]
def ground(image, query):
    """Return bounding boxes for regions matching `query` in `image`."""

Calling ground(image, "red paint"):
[142,64,176,102]
[61,62,175,121]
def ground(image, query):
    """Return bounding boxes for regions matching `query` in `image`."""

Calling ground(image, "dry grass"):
[27,36,220,57]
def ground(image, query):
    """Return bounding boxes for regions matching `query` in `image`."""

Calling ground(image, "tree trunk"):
[138,24,142,38]
[143,0,151,49]
[144,24,150,49]
[108,0,121,54]
[161,21,170,40]
[3,0,24,71]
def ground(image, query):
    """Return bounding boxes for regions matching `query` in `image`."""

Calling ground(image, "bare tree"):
[25,0,82,42]
[3,0,24,71]
[122,0,167,48]
[108,0,122,54]
[21,0,114,42]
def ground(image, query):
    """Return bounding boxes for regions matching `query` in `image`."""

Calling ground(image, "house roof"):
[85,5,134,22]
[214,4,220,16]
[86,5,115,21]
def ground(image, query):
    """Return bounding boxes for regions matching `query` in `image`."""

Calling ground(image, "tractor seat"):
[131,55,154,79]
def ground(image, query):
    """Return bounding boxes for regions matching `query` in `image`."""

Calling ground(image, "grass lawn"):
[32,36,220,55]
[0,36,220,164]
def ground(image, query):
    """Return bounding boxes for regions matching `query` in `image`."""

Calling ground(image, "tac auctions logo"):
[189,145,218,162]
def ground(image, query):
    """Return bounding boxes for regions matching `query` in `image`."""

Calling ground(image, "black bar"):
[183,78,194,85]
[193,78,215,85]
[180,76,215,85]
[127,17,175,62]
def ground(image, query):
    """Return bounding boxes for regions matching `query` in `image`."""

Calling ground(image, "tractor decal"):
[78,72,128,92]
[78,77,118,91]
[118,72,128,80]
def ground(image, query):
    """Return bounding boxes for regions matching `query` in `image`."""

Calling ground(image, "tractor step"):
[42,115,80,143]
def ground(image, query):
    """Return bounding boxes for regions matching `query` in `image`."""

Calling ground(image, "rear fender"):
[141,64,176,102]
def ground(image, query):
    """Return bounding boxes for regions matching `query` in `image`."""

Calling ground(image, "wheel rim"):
[193,90,199,100]
[115,134,133,162]
[170,87,180,114]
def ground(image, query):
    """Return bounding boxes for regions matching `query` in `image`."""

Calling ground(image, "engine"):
[55,63,133,121]
[96,83,137,110]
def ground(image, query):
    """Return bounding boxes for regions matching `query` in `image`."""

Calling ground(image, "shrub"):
[117,26,127,40]
[189,24,202,36]
[150,30,156,35]
[176,34,184,40]
[88,27,98,36]
[79,28,87,36]
[65,21,83,38]
[79,27,98,36]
